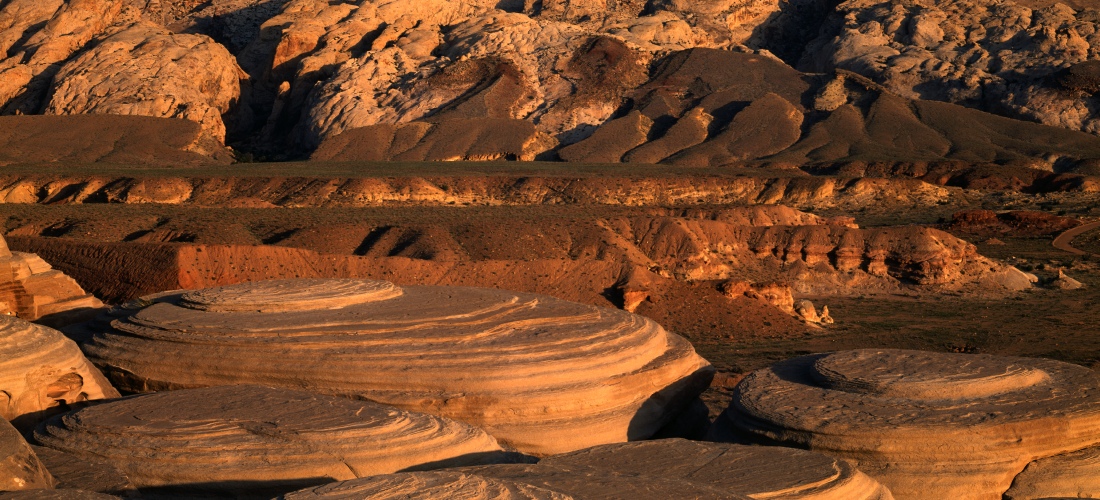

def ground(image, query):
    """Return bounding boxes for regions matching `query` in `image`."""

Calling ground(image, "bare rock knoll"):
[33,385,511,499]
[280,439,893,499]
[712,349,1100,499]
[0,316,118,432]
[1,417,53,491]
[82,279,714,455]
[0,235,103,325]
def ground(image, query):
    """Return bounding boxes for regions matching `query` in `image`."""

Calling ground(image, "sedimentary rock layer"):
[83,279,714,455]
[0,417,53,491]
[280,439,893,499]
[33,385,509,498]
[0,316,118,431]
[0,235,103,325]
[714,349,1100,499]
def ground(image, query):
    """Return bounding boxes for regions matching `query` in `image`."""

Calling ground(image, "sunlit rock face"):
[0,316,118,432]
[83,279,714,455]
[0,236,103,325]
[33,385,512,499]
[278,439,894,500]
[712,349,1100,499]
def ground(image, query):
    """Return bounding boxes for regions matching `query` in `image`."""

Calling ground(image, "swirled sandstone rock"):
[33,385,511,498]
[0,236,103,325]
[713,349,1100,499]
[43,22,244,147]
[83,279,714,455]
[280,439,893,499]
[28,446,133,496]
[0,317,118,432]
[1,417,53,491]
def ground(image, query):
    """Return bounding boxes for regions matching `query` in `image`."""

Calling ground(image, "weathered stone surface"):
[714,349,1100,499]
[34,385,510,498]
[0,316,118,432]
[280,439,893,499]
[43,22,244,147]
[29,446,133,496]
[83,279,714,455]
[0,236,103,326]
[1004,445,1100,499]
[0,417,53,491]
[799,0,1100,136]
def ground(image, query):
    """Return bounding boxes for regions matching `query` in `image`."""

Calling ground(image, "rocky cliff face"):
[1,0,1099,166]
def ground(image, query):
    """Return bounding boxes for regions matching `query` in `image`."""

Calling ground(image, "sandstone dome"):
[0,316,118,431]
[279,438,893,499]
[32,384,511,499]
[82,279,714,455]
[713,349,1100,499]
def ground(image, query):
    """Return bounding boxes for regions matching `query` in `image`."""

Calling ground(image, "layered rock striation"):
[713,349,1100,499]
[0,235,103,325]
[83,279,714,455]
[280,439,893,499]
[0,316,117,432]
[33,384,511,498]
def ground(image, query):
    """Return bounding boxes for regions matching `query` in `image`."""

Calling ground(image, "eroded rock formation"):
[799,0,1100,137]
[0,235,103,325]
[1,417,53,491]
[0,316,118,431]
[33,385,511,498]
[82,279,714,455]
[280,439,893,499]
[713,349,1100,499]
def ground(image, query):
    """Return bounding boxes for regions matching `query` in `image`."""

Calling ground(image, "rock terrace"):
[33,384,510,498]
[280,439,893,499]
[714,349,1100,499]
[0,235,102,326]
[84,279,714,455]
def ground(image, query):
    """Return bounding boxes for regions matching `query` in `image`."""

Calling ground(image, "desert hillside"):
[1,0,1100,170]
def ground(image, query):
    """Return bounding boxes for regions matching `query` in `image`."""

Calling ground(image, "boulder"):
[83,279,714,455]
[0,417,53,491]
[0,317,118,432]
[279,439,893,499]
[0,236,103,326]
[713,349,1100,499]
[43,22,244,147]
[34,385,511,499]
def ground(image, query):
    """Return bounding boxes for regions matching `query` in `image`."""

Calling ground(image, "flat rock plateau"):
[4,0,1100,498]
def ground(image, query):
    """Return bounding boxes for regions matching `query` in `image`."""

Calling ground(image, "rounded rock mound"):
[0,316,118,431]
[83,279,714,455]
[279,439,893,499]
[33,385,510,499]
[713,349,1100,499]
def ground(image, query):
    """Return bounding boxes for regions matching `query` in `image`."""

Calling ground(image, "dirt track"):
[1053,220,1100,256]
